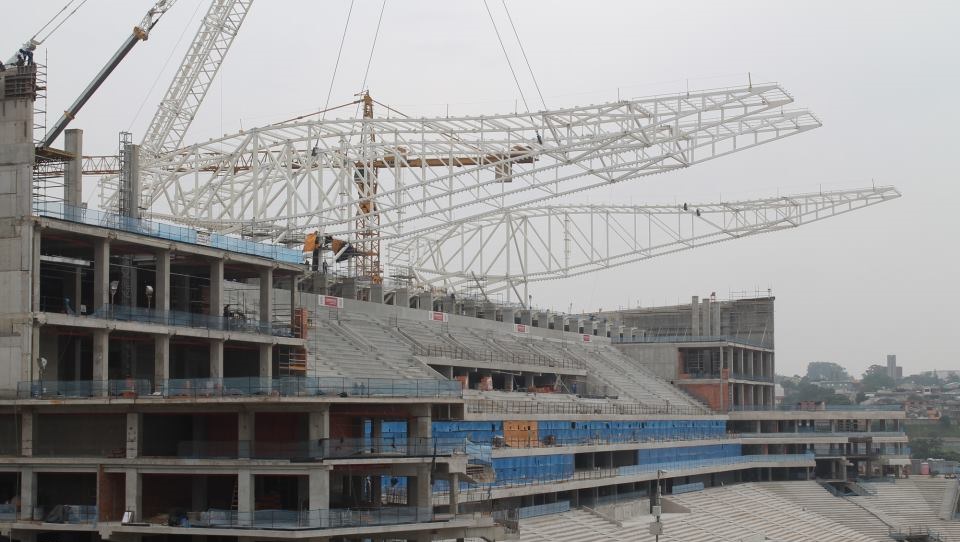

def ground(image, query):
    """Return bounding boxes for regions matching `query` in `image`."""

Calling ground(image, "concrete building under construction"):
[1,3,953,541]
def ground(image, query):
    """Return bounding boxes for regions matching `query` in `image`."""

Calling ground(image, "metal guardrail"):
[740,431,907,439]
[34,201,302,264]
[186,506,438,529]
[612,335,770,349]
[33,505,97,524]
[729,404,904,412]
[441,454,816,498]
[160,437,466,460]
[17,376,463,400]
[497,432,739,449]
[672,481,705,494]
[466,399,708,417]
[0,504,15,521]
[730,372,775,383]
[517,501,570,519]
[414,344,585,370]
[88,304,288,336]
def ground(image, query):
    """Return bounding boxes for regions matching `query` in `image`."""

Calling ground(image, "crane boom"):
[140,0,253,157]
[40,0,178,149]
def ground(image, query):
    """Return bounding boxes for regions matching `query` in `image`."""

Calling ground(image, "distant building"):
[886,354,901,380]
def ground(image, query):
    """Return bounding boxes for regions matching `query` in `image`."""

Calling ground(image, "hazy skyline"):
[11,1,959,377]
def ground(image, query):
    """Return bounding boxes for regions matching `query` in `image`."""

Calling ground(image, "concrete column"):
[19,468,35,520]
[463,300,477,318]
[369,283,384,304]
[209,339,223,379]
[441,295,455,314]
[125,469,141,519]
[155,250,170,312]
[394,288,409,307]
[519,310,532,326]
[153,335,169,390]
[410,405,432,440]
[449,473,460,514]
[260,268,273,322]
[237,470,254,526]
[711,299,721,336]
[308,407,329,441]
[259,343,272,380]
[20,410,33,457]
[417,292,433,311]
[411,464,431,507]
[126,412,140,458]
[482,302,497,320]
[523,374,535,389]
[309,468,330,512]
[690,296,700,335]
[64,129,83,207]
[340,277,357,300]
[94,239,110,311]
[93,329,109,388]
[209,259,223,317]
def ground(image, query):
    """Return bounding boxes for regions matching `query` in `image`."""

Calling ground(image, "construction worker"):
[18,46,34,66]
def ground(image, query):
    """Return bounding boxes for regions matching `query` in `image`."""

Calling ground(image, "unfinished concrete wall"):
[0,89,36,395]
[614,343,679,381]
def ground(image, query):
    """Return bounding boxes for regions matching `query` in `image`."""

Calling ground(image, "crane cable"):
[321,0,356,121]
[30,0,89,46]
[482,0,530,113]
[501,0,547,111]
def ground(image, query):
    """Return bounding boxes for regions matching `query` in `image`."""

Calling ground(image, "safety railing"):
[729,404,904,412]
[672,481,705,494]
[162,376,462,399]
[34,201,302,264]
[615,453,815,476]
[739,431,907,439]
[33,505,97,524]
[158,437,466,461]
[18,376,462,400]
[517,500,570,519]
[17,379,152,399]
[0,504,16,521]
[183,506,438,529]
[730,372,775,383]
[89,304,288,337]
[887,525,943,541]
[437,454,814,498]
[612,335,770,349]
[466,399,707,417]
[413,344,584,370]
[496,431,739,449]
[33,442,126,458]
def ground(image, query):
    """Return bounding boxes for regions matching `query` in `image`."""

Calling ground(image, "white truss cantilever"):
[389,186,901,294]
[140,0,253,157]
[138,84,821,242]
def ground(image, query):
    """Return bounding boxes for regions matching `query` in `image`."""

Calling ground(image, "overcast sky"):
[12,1,959,378]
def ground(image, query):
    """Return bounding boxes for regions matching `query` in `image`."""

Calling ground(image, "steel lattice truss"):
[137,83,820,243]
[388,186,901,293]
[141,0,253,157]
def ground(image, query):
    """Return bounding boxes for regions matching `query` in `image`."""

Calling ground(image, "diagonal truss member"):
[133,83,821,243]
[387,186,901,293]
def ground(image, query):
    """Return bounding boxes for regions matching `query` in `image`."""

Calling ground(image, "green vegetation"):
[860,364,895,393]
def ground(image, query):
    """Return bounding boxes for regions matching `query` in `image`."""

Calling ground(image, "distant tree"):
[860,365,895,393]
[855,391,867,404]
[782,378,852,406]
[940,415,952,428]
[905,372,942,386]
[806,362,851,382]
